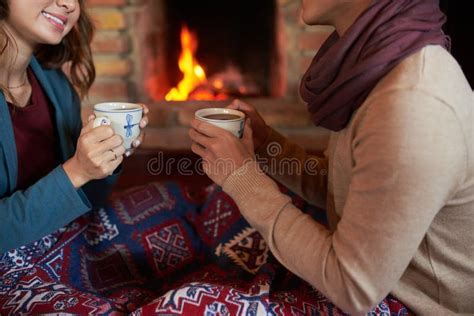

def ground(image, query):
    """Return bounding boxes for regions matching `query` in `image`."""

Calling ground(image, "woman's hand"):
[189,118,255,186]
[126,103,149,156]
[63,115,125,188]
[227,99,270,150]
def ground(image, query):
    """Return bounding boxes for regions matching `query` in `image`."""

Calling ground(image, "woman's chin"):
[35,28,69,46]
[37,36,64,46]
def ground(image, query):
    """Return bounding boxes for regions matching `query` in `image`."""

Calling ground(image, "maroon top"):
[300,0,449,131]
[7,68,60,190]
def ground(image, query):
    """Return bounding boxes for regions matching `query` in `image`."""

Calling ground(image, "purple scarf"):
[300,0,449,131]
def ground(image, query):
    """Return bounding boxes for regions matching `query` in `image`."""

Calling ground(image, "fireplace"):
[144,0,281,101]
[87,0,332,153]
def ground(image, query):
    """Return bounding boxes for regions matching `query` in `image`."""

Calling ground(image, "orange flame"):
[165,26,209,101]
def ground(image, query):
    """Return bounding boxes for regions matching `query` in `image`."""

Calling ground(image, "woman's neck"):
[0,25,34,88]
[0,25,35,107]
[2,53,31,86]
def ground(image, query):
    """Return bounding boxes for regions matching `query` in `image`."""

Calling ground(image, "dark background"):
[440,0,474,89]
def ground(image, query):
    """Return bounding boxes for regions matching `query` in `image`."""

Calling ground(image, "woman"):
[189,0,474,314]
[0,0,148,253]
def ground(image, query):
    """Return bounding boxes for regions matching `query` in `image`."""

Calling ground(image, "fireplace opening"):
[143,0,280,101]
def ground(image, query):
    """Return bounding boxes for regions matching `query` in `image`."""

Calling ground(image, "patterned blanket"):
[0,182,410,315]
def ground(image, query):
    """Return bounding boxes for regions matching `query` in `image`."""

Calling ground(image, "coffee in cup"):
[195,108,245,138]
[93,102,143,150]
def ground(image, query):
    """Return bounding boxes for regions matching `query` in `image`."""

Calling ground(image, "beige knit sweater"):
[222,46,474,315]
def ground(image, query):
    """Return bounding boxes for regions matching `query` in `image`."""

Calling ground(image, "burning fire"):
[165,26,225,101]
[164,25,260,101]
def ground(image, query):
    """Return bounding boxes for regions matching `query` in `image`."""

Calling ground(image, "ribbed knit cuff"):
[223,160,269,199]
[223,159,293,243]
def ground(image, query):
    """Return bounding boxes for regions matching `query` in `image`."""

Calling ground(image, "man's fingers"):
[191,142,208,159]
[190,119,224,138]
[242,119,254,147]
[227,99,253,112]
[227,99,240,110]
[189,128,213,148]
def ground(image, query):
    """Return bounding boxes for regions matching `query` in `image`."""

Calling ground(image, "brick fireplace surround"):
[86,0,332,152]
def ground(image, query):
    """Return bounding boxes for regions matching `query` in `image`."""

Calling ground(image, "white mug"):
[195,108,245,138]
[93,102,143,150]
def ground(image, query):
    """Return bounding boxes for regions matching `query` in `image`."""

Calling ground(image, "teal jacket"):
[0,57,119,253]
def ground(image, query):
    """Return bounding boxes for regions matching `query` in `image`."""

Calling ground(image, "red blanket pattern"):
[0,182,410,315]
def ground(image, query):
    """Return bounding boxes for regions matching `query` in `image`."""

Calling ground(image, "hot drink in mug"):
[194,108,245,138]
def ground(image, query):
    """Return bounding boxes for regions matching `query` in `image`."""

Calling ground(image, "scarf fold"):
[300,0,449,131]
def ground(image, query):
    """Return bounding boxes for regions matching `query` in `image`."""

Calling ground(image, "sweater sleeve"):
[255,128,329,208]
[0,165,91,253]
[223,90,466,314]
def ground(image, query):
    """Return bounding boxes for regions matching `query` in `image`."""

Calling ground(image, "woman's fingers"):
[107,148,118,162]
[138,103,150,128]
[83,125,115,146]
[100,134,123,151]
[111,144,126,157]
[139,115,148,128]
[132,131,145,148]
[80,115,96,135]
[106,152,123,174]
[139,103,150,114]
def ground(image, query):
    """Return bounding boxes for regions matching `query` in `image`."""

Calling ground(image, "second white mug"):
[195,108,245,138]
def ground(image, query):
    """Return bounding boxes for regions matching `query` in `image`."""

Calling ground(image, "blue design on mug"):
[124,114,138,138]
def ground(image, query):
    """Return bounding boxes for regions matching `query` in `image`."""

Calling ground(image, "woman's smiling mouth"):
[41,11,67,32]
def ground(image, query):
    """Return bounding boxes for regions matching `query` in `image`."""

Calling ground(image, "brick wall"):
[86,0,333,103]
[87,0,132,106]
[86,0,332,151]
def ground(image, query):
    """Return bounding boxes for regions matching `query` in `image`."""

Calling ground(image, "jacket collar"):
[0,56,69,190]
[0,83,17,190]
